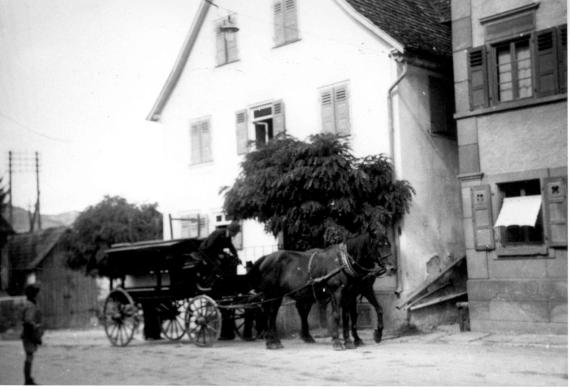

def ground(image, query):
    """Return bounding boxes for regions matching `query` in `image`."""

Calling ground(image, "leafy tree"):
[223,133,415,250]
[0,178,7,215]
[63,195,163,274]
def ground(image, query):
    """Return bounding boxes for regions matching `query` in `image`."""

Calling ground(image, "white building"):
[148,0,465,329]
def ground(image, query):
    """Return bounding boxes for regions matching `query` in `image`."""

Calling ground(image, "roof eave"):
[146,0,212,122]
[334,0,405,54]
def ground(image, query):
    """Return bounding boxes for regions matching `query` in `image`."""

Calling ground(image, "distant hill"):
[2,206,79,233]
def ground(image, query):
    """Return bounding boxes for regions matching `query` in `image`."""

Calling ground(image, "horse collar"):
[338,243,359,278]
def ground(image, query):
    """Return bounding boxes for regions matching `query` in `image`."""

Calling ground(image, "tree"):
[63,195,163,274]
[223,133,415,250]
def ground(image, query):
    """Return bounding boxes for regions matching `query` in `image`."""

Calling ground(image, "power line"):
[0,111,74,143]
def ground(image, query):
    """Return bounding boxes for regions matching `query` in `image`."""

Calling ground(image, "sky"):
[0,0,199,214]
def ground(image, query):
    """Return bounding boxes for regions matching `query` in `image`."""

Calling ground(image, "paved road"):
[0,327,567,386]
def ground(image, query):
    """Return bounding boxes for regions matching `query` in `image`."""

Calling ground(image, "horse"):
[247,231,390,350]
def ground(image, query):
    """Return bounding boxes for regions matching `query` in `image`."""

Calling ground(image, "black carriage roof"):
[102,237,203,277]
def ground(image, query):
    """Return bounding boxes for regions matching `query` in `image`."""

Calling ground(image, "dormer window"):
[216,14,239,66]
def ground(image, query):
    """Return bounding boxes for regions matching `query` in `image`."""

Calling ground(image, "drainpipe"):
[387,50,408,296]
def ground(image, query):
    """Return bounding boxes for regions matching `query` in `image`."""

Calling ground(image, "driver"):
[196,221,242,290]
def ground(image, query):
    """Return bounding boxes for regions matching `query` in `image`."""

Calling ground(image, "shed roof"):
[7,227,68,271]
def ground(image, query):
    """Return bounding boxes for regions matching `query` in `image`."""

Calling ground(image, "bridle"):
[338,242,391,278]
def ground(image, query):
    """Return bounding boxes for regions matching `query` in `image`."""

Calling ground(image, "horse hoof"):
[333,341,345,351]
[374,329,383,343]
[266,342,284,350]
[301,336,316,343]
[344,340,356,349]
[354,338,364,347]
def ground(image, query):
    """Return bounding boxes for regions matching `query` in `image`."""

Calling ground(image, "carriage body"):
[100,238,257,347]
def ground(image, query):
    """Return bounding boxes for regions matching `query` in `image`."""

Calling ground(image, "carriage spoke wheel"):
[186,295,221,347]
[103,288,139,347]
[233,306,259,341]
[159,299,188,341]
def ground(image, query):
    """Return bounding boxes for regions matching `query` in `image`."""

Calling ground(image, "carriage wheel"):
[103,288,139,347]
[233,306,259,341]
[159,299,188,341]
[185,295,221,347]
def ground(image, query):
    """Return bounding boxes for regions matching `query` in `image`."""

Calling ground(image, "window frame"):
[319,83,351,135]
[189,117,213,166]
[273,0,300,48]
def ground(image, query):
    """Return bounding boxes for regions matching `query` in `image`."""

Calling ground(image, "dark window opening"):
[254,118,274,148]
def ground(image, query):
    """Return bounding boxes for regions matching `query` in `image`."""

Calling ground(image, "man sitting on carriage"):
[194,221,242,291]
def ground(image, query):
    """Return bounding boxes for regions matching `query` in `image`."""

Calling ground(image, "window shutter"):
[334,86,350,135]
[236,110,248,155]
[468,47,489,109]
[535,29,559,96]
[190,123,201,165]
[558,25,567,93]
[321,89,334,133]
[471,185,495,250]
[226,16,239,63]
[273,0,284,46]
[284,0,298,42]
[543,177,567,247]
[273,100,285,135]
[201,120,212,162]
[216,28,226,65]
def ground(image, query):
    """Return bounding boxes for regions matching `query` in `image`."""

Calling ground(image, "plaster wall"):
[395,66,465,291]
[477,103,567,175]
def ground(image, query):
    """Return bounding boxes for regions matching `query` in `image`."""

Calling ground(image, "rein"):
[339,243,390,278]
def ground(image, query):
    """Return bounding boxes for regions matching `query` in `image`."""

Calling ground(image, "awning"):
[494,195,542,227]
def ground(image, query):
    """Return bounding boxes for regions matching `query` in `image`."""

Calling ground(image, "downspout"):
[387,50,407,296]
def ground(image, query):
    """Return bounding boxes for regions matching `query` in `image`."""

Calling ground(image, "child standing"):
[21,283,43,385]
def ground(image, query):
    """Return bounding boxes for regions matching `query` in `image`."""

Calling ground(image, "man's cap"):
[227,221,241,233]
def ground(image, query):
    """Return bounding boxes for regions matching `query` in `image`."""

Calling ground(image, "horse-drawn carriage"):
[100,238,259,347]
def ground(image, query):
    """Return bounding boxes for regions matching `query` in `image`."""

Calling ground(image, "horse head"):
[344,229,396,278]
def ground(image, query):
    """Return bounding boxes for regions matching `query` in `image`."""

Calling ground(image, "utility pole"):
[35,151,41,231]
[8,151,13,227]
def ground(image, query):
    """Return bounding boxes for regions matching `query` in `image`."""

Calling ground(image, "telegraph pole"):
[35,152,41,230]
[8,151,13,226]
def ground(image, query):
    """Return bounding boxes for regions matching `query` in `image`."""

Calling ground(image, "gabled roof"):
[146,0,451,122]
[7,227,68,271]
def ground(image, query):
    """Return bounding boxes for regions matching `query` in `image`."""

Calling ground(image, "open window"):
[236,101,285,154]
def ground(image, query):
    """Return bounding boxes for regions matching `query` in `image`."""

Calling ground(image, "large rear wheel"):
[185,295,221,347]
[103,288,139,347]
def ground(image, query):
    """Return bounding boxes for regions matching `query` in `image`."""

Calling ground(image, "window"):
[320,84,350,135]
[236,101,285,154]
[190,118,212,165]
[273,0,299,46]
[216,15,239,65]
[468,24,566,109]
[496,180,544,246]
[180,213,209,238]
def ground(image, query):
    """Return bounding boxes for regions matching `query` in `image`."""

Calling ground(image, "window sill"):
[189,160,214,168]
[215,59,240,68]
[455,93,567,120]
[272,38,302,49]
[495,244,550,258]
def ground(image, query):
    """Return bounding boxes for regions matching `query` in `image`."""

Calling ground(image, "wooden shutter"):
[236,110,248,154]
[543,177,567,247]
[471,185,495,250]
[334,86,350,135]
[273,100,285,135]
[535,28,559,96]
[558,25,567,93]
[321,89,334,133]
[201,120,212,162]
[284,0,298,42]
[190,123,201,164]
[273,0,284,46]
[216,27,226,65]
[468,47,489,109]
[226,15,239,63]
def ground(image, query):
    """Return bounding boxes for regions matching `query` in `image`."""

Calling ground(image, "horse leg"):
[328,289,345,351]
[341,295,355,349]
[362,287,384,343]
[295,300,315,343]
[349,296,363,347]
[264,298,284,350]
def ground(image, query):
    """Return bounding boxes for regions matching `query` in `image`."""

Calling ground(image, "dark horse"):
[248,231,391,350]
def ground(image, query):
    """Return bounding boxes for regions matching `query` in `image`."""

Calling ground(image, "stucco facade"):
[452,0,567,333]
[150,0,464,330]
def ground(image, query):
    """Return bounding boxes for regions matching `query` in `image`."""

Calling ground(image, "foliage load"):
[223,133,414,250]
[63,195,162,273]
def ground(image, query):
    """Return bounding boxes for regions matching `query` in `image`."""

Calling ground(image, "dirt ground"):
[0,325,567,386]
